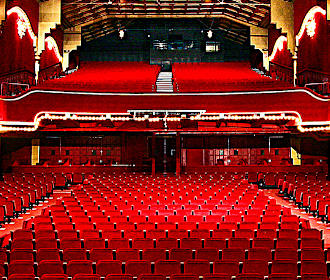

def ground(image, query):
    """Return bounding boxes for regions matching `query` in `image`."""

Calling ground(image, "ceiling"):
[61,0,270,42]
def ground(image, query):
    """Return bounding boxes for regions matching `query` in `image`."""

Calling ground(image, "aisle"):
[265,189,330,249]
[0,190,71,245]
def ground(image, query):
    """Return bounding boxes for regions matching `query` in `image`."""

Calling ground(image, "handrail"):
[0,69,35,79]
[269,61,293,71]
[1,82,30,96]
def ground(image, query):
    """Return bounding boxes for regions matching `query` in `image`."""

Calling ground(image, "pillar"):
[37,0,61,56]
[31,139,40,166]
[293,50,298,87]
[34,55,40,84]
[0,0,5,22]
[250,26,269,71]
[63,26,82,71]
[328,0,330,21]
[151,134,156,177]
[271,0,295,53]
[176,133,181,176]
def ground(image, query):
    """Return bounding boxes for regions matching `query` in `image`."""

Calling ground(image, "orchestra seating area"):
[0,172,328,280]
[278,173,330,222]
[172,62,292,93]
[0,174,54,225]
[37,62,161,93]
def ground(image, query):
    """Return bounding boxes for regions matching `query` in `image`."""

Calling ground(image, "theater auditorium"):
[0,0,329,279]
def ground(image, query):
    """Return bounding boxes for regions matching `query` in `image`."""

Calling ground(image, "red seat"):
[301,273,328,280]
[204,238,226,250]
[190,229,210,239]
[213,261,239,276]
[301,260,327,275]
[73,274,101,280]
[146,229,166,239]
[252,238,274,249]
[60,238,82,250]
[8,274,36,280]
[10,249,34,261]
[212,229,232,239]
[89,248,113,261]
[11,239,33,250]
[124,230,144,239]
[155,260,181,276]
[63,248,87,261]
[40,275,68,280]
[38,260,64,276]
[229,238,250,250]
[156,238,178,249]
[222,248,245,262]
[142,248,166,262]
[268,273,297,280]
[108,238,129,249]
[301,248,325,261]
[170,248,193,262]
[247,248,272,262]
[96,260,122,276]
[181,238,202,249]
[274,248,298,261]
[184,259,210,276]
[125,260,151,277]
[8,260,35,275]
[132,238,153,249]
[138,274,166,280]
[66,260,93,277]
[203,274,232,280]
[35,238,58,250]
[271,260,298,276]
[236,274,264,280]
[168,229,188,239]
[170,274,199,280]
[196,248,219,261]
[37,248,61,262]
[84,238,105,249]
[105,275,133,280]
[242,260,269,276]
[116,249,139,261]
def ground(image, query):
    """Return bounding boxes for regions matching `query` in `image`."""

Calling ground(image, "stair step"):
[156,71,174,93]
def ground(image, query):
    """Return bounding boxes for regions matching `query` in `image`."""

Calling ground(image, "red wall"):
[0,0,39,77]
[39,26,64,82]
[294,1,329,84]
[268,25,293,83]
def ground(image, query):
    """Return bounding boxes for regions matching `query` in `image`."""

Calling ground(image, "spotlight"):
[207,29,213,39]
[119,29,125,39]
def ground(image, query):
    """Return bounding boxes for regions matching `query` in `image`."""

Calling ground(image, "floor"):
[0,188,329,249]
[265,189,330,249]
[0,190,71,245]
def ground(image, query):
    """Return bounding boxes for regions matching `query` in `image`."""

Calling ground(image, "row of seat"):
[1,259,327,277]
[8,236,325,251]
[16,227,323,240]
[5,272,329,280]
[3,247,328,263]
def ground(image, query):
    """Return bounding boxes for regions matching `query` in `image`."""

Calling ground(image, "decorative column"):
[0,0,5,22]
[31,139,40,166]
[293,47,298,87]
[175,133,181,176]
[34,54,40,84]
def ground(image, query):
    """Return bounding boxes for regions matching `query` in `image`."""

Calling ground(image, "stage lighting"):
[119,29,125,39]
[207,29,213,38]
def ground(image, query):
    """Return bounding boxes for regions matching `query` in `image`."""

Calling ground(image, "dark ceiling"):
[61,0,270,42]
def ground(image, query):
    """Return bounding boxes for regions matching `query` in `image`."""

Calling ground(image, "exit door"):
[153,136,176,174]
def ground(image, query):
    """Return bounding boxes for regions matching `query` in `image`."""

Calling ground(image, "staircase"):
[156,71,174,93]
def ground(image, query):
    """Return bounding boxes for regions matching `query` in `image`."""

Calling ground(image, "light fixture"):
[207,29,213,39]
[296,6,326,44]
[268,35,287,62]
[45,36,63,63]
[119,29,125,39]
